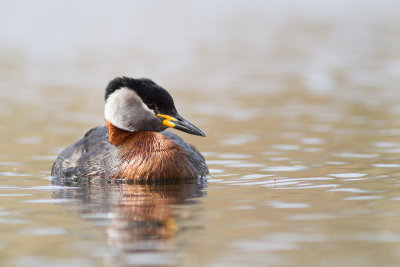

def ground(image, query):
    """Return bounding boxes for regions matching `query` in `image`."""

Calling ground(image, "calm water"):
[1,1,400,266]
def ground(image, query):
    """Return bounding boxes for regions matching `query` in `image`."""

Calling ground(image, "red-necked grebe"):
[51,77,208,181]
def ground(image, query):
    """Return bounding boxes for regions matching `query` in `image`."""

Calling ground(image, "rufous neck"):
[105,119,133,146]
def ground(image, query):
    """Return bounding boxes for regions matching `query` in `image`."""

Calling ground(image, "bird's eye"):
[147,102,155,110]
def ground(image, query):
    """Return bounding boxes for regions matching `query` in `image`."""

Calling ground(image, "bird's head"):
[104,77,205,136]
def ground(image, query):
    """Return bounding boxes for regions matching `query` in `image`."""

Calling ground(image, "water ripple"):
[218,154,252,159]
[328,188,373,193]
[227,163,265,168]
[22,199,72,204]
[270,144,300,151]
[300,138,325,144]
[335,153,379,158]
[14,137,42,144]
[268,201,310,209]
[286,213,335,220]
[344,196,385,201]
[372,164,400,168]
[239,174,273,179]
[263,165,308,172]
[373,142,400,148]
[0,172,31,177]
[328,173,367,178]
[19,227,68,236]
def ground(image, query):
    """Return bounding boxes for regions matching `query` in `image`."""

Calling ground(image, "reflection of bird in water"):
[53,182,206,257]
[108,184,196,247]
[51,77,208,183]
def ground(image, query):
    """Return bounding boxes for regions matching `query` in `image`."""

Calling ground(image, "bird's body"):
[51,77,208,182]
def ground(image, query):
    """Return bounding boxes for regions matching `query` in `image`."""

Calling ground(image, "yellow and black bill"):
[156,114,205,137]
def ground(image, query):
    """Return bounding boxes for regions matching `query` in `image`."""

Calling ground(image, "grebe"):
[51,77,208,182]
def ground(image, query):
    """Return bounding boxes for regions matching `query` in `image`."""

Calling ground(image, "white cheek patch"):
[104,87,155,131]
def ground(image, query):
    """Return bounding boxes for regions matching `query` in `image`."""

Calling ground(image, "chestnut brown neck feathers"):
[106,119,134,146]
[105,119,198,180]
